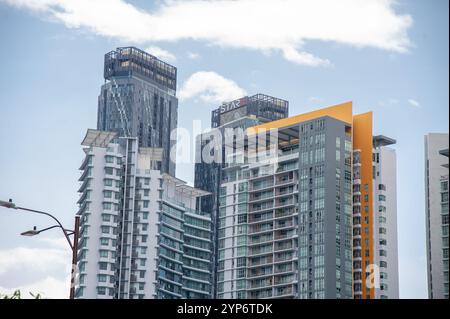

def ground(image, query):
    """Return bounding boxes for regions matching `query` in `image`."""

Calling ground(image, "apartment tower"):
[424,133,449,299]
[194,94,289,296]
[209,102,398,299]
[97,47,178,176]
[75,130,212,299]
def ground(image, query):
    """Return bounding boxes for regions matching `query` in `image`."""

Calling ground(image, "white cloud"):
[308,96,323,103]
[378,98,399,107]
[0,276,70,299]
[407,98,421,108]
[1,0,413,66]
[282,47,331,67]
[0,242,71,299]
[179,71,246,103]
[145,46,176,62]
[187,51,200,60]
[0,246,69,276]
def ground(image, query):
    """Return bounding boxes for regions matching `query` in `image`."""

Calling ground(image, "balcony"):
[274,230,295,241]
[275,220,294,230]
[274,242,293,251]
[249,204,274,214]
[249,224,273,234]
[274,286,294,297]
[248,269,273,278]
[274,208,295,219]
[249,257,273,267]
[248,236,273,246]
[249,193,274,203]
[248,214,274,224]
[274,265,293,274]
[249,247,273,257]
[275,177,297,186]
[249,279,273,289]
[250,290,273,298]
[275,199,295,208]
[274,252,296,263]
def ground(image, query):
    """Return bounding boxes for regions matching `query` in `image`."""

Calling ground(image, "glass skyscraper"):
[97,47,178,176]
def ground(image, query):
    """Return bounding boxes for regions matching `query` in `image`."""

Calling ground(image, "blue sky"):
[0,0,448,298]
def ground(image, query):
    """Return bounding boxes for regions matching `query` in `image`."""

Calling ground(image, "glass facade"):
[98,47,178,176]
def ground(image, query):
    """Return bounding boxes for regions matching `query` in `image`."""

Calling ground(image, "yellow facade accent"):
[352,112,374,299]
[247,101,353,134]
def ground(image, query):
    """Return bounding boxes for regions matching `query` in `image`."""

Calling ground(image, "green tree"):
[0,290,42,299]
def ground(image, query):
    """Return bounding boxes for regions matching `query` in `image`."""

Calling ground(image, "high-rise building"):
[209,102,398,299]
[75,129,212,299]
[194,94,289,297]
[424,133,449,299]
[372,136,399,299]
[97,47,178,176]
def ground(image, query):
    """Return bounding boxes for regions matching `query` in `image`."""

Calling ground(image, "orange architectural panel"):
[247,101,353,134]
[352,111,374,299]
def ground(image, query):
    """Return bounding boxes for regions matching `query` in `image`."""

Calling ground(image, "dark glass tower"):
[194,93,289,297]
[97,47,178,175]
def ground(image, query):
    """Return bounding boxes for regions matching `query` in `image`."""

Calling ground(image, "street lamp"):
[20,225,75,237]
[20,226,40,236]
[0,198,80,299]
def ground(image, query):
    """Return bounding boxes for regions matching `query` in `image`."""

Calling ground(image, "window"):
[105,167,113,175]
[104,179,113,187]
[104,190,112,198]
[364,216,369,224]
[99,262,108,270]
[236,257,246,267]
[238,214,247,224]
[143,201,149,208]
[105,156,114,163]
[100,238,109,246]
[98,274,107,282]
[99,250,108,258]
[379,195,386,202]
[97,287,106,295]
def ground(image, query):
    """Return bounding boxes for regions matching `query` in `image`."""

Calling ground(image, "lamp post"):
[0,199,80,299]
